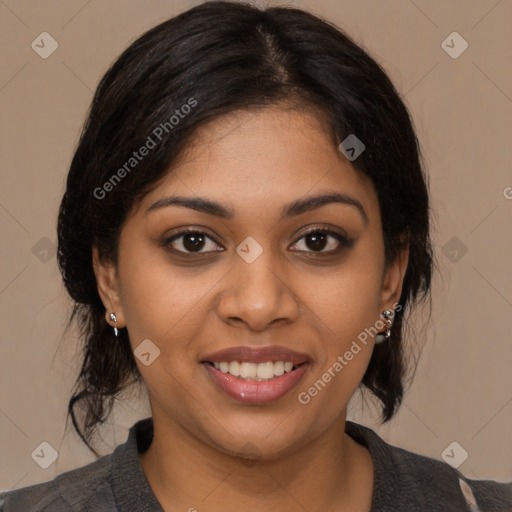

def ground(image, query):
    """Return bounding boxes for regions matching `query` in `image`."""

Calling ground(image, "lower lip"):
[202,363,309,404]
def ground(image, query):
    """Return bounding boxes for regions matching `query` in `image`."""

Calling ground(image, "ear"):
[379,236,409,311]
[92,246,125,328]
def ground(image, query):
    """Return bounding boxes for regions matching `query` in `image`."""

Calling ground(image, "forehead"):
[135,106,378,223]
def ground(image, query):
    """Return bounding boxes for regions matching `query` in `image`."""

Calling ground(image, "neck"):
[139,411,374,512]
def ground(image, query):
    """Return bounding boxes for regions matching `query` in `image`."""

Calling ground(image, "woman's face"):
[94,105,407,459]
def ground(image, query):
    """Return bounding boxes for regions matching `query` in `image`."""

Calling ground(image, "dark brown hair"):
[57,1,434,456]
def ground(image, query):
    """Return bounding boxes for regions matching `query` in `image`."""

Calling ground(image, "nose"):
[216,250,300,332]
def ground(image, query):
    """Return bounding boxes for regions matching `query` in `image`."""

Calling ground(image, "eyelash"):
[162,225,354,257]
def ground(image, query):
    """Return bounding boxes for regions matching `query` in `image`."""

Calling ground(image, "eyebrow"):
[145,191,368,224]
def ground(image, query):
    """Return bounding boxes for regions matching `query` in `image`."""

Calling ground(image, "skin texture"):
[93,105,409,511]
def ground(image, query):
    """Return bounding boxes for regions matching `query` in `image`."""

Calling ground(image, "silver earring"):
[109,313,118,337]
[375,309,394,344]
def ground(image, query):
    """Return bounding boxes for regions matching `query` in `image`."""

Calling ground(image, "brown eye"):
[164,229,223,254]
[290,227,354,254]
[162,225,354,257]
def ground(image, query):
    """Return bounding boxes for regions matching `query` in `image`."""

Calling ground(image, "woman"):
[1,1,510,511]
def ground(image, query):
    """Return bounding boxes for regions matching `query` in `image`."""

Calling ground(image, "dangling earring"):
[375,309,394,344]
[109,312,119,337]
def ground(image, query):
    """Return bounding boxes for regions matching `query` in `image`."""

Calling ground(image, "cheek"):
[116,253,210,411]
[116,241,205,356]
[296,271,380,424]
[299,244,383,400]
[312,252,384,342]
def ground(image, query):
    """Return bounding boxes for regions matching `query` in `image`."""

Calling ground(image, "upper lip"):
[201,345,310,364]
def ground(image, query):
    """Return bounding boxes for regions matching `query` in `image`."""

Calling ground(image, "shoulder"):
[0,452,116,512]
[0,417,154,512]
[385,438,512,511]
[465,477,512,511]
[345,420,512,511]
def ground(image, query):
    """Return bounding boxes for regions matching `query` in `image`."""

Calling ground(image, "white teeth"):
[239,362,257,379]
[257,362,275,379]
[228,361,240,377]
[210,360,298,380]
[274,361,284,376]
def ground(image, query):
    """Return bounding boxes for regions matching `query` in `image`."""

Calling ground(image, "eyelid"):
[294,223,348,241]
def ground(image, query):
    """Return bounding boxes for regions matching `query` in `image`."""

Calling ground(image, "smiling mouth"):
[201,359,310,404]
[203,360,304,381]
[200,345,311,403]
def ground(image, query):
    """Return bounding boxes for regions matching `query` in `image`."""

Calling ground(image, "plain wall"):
[1,0,511,491]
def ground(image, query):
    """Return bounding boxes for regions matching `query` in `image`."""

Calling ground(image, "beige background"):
[1,0,511,493]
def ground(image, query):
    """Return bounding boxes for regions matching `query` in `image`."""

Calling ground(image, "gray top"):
[1,417,510,511]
